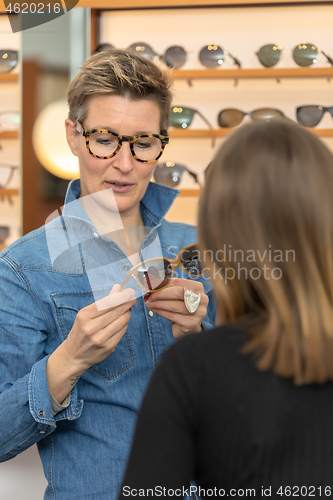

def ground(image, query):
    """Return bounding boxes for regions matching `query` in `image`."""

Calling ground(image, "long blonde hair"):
[199,119,333,385]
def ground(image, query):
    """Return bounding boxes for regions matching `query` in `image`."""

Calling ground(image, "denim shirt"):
[0,180,215,499]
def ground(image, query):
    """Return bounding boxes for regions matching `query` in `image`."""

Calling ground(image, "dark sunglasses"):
[218,108,285,128]
[256,43,333,68]
[154,161,202,189]
[0,50,18,73]
[296,105,333,127]
[119,243,203,293]
[170,106,213,130]
[128,42,241,69]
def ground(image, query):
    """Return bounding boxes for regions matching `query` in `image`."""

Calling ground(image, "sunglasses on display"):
[0,50,18,73]
[0,111,21,131]
[154,161,202,188]
[128,42,242,69]
[119,243,203,293]
[0,225,10,244]
[296,105,333,127]
[170,106,213,130]
[256,43,333,68]
[76,122,169,163]
[0,164,19,188]
[218,108,285,128]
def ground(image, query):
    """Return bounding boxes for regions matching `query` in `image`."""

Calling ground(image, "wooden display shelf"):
[170,128,333,138]
[0,130,19,139]
[0,188,19,196]
[0,73,19,83]
[178,188,201,197]
[172,67,333,80]
[75,0,333,8]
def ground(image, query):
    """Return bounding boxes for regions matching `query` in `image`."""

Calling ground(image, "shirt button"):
[38,410,45,417]
[39,430,46,434]
[93,232,99,239]
[149,311,154,318]
[123,265,130,271]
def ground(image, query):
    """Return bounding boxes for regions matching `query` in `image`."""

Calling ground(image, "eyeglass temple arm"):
[227,52,242,68]
[185,167,202,189]
[196,110,216,148]
[321,49,333,66]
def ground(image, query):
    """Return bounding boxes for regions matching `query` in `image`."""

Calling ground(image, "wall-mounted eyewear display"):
[154,161,202,188]
[127,42,241,69]
[296,105,333,127]
[256,43,333,68]
[0,225,10,244]
[218,108,285,128]
[0,110,20,131]
[0,50,18,73]
[119,243,203,293]
[0,164,19,188]
[76,122,169,163]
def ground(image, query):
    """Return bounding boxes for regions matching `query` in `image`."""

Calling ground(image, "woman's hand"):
[47,284,136,405]
[144,278,208,339]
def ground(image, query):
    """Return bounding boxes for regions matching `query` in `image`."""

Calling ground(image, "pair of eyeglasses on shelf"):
[95,41,241,69]
[119,243,203,293]
[129,42,241,69]
[296,105,333,127]
[154,161,202,189]
[171,106,286,130]
[0,111,20,131]
[75,121,169,162]
[0,50,18,73]
[256,42,333,68]
[218,108,286,127]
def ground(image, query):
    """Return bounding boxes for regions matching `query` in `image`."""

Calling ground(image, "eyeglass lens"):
[170,107,196,128]
[218,108,285,127]
[154,162,201,188]
[0,50,18,73]
[180,245,202,276]
[137,259,173,291]
[296,105,333,127]
[88,131,164,162]
[199,44,225,68]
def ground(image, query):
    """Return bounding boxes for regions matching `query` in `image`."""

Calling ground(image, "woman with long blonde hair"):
[119,119,333,498]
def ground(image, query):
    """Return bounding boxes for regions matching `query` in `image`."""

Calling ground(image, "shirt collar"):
[62,179,180,228]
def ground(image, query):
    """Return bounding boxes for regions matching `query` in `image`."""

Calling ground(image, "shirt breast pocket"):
[51,291,135,380]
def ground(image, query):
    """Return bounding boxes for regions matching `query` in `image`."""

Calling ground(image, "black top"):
[119,325,333,499]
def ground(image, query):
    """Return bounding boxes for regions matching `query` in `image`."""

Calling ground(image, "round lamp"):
[32,98,79,180]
